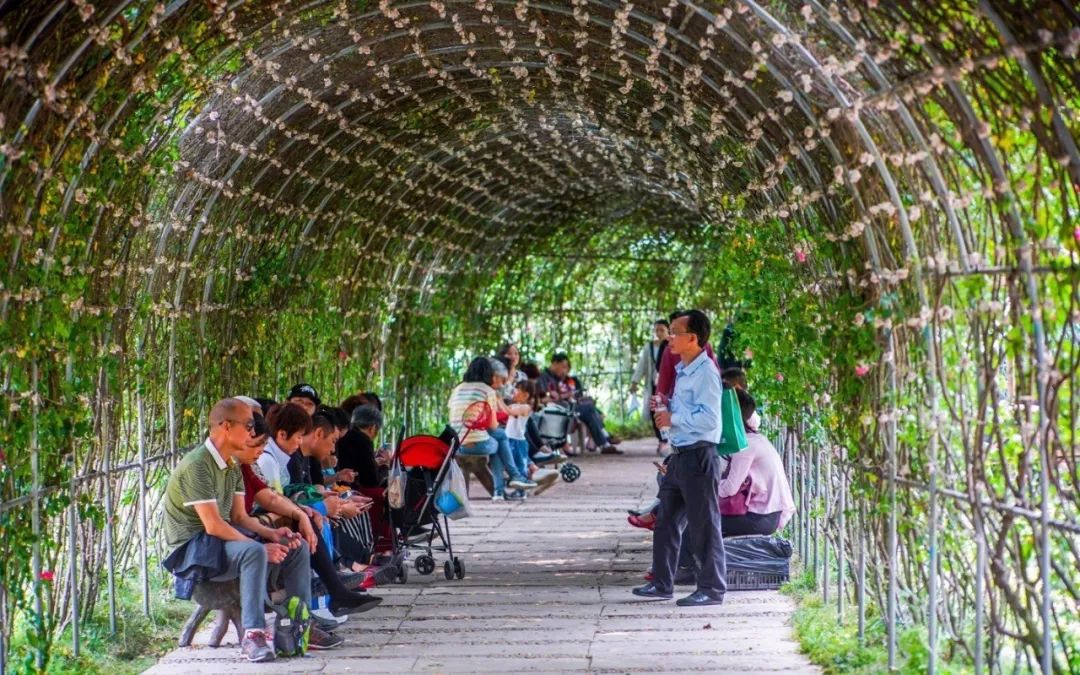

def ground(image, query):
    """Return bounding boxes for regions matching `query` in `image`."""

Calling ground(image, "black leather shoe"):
[676,591,724,607]
[674,567,697,585]
[631,584,673,600]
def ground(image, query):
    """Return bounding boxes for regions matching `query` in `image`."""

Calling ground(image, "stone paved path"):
[146,438,818,674]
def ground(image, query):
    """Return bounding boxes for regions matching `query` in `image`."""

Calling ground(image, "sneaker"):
[329,593,382,615]
[355,564,399,590]
[308,624,344,650]
[531,468,558,481]
[508,477,538,490]
[600,445,624,455]
[491,493,505,501]
[312,607,348,626]
[506,489,527,501]
[311,571,362,597]
[241,630,276,662]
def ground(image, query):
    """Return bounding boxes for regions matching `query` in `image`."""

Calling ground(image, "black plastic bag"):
[725,535,793,576]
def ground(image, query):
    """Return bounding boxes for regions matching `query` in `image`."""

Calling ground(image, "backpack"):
[272,595,311,657]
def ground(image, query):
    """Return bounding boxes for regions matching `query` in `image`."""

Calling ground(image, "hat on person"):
[287,383,321,406]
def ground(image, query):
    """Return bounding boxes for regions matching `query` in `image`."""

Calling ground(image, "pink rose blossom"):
[743,348,753,360]
[854,364,870,377]
[338,350,348,361]
[794,249,808,263]
[775,372,785,382]
[39,570,54,582]
[1074,226,1080,244]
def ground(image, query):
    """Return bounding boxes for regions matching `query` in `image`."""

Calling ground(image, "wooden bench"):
[178,580,242,648]
[455,454,494,497]
[178,578,286,647]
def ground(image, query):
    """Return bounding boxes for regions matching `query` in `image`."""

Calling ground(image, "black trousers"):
[651,442,726,598]
[576,401,608,447]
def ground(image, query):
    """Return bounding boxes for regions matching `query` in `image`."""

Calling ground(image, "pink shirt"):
[718,432,796,528]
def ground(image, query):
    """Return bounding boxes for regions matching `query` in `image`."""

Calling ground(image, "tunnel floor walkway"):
[146,437,818,674]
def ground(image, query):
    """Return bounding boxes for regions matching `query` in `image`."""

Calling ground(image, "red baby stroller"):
[387,432,465,581]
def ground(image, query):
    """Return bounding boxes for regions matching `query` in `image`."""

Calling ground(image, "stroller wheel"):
[394,563,408,584]
[453,557,465,580]
[415,555,436,576]
[443,560,454,580]
[560,463,581,482]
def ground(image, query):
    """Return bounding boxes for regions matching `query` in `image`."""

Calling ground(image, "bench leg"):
[457,458,494,497]
[208,606,243,647]
[179,605,210,647]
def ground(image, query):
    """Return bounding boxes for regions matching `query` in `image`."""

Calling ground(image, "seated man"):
[537,352,622,454]
[161,398,335,662]
[233,416,382,621]
[287,382,321,416]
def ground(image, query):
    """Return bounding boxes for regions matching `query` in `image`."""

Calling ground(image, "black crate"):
[726,569,789,591]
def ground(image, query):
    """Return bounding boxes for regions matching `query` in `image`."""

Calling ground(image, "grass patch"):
[782,568,971,674]
[8,570,190,674]
[604,415,653,441]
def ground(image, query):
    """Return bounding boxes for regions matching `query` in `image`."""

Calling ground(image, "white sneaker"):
[531,468,558,482]
[312,608,348,625]
[491,493,505,501]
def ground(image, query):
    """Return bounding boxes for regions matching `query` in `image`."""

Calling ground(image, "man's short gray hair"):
[350,404,383,429]
[489,357,508,379]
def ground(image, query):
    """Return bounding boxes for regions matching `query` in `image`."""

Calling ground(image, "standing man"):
[629,319,670,454]
[632,310,727,607]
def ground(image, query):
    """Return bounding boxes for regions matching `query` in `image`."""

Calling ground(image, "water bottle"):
[651,394,671,442]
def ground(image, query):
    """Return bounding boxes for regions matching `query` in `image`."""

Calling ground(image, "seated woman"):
[716,389,795,536]
[450,356,536,500]
[335,404,388,489]
[629,389,795,537]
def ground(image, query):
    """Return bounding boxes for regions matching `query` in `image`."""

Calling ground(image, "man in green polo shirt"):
[163,398,336,662]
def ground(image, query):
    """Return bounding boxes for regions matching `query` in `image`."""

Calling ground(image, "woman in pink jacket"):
[716,389,795,536]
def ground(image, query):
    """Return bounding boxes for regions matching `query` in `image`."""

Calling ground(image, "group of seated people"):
[448,343,625,500]
[162,384,401,663]
[628,367,796,583]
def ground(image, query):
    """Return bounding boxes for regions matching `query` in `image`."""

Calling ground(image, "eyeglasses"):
[668,331,693,339]
[224,418,256,432]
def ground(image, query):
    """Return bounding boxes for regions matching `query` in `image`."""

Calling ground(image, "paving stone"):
[144,439,818,674]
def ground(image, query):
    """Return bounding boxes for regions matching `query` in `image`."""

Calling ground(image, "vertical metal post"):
[103,400,117,633]
[823,452,830,603]
[68,459,79,658]
[802,435,811,566]
[886,330,898,670]
[813,443,820,584]
[927,411,939,675]
[857,500,866,644]
[30,361,44,671]
[137,381,150,617]
[0,583,6,675]
[975,530,986,675]
[838,466,846,622]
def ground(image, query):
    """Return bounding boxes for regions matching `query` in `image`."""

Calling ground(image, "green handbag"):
[716,386,748,456]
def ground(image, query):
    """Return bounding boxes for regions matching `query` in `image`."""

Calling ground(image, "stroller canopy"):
[398,435,451,470]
